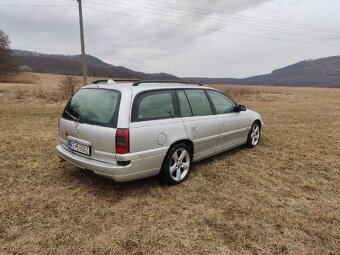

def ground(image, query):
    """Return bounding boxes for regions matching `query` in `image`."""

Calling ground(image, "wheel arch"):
[159,139,194,184]
[254,119,262,128]
[168,139,194,158]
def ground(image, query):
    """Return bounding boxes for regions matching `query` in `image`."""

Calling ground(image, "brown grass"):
[0,73,41,84]
[0,74,339,254]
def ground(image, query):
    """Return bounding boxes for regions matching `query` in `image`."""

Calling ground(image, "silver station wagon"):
[56,80,263,184]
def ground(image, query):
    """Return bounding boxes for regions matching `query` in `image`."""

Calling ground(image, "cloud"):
[81,0,273,68]
[0,0,271,55]
[0,0,339,77]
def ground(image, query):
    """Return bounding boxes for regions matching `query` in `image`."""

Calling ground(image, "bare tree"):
[58,76,80,99]
[0,29,17,78]
[0,30,10,48]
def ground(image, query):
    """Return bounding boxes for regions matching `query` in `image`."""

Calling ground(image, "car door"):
[129,90,188,171]
[177,89,220,158]
[206,90,251,151]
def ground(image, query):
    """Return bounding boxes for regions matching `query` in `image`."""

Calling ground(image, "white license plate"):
[68,140,90,156]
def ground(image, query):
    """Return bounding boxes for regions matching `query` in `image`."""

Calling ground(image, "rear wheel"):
[246,121,261,148]
[159,143,191,185]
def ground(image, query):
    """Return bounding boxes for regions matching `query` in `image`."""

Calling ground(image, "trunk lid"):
[59,88,120,163]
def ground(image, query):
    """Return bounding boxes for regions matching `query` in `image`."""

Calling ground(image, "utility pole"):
[77,0,87,85]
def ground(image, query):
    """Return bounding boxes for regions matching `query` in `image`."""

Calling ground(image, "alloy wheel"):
[169,148,190,181]
[250,124,260,146]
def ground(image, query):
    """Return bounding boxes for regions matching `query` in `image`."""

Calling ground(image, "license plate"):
[68,140,90,156]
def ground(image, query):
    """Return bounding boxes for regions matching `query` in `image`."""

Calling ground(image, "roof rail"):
[132,80,203,87]
[92,79,114,84]
[92,79,139,84]
[112,78,140,82]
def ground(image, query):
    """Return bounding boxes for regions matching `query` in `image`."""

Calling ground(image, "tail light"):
[116,128,129,154]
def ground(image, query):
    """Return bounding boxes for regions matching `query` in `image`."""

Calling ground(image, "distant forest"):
[12,50,179,80]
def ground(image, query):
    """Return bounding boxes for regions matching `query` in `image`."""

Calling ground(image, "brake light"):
[116,128,129,154]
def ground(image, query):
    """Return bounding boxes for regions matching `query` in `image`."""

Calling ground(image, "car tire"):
[246,121,261,148]
[159,143,192,185]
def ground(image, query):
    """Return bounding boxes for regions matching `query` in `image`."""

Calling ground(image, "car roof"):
[82,80,214,93]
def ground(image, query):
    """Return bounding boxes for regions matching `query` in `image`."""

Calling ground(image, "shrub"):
[36,87,48,99]
[58,76,80,100]
[13,86,25,99]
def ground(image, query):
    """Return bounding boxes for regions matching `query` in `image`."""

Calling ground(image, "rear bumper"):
[56,145,163,182]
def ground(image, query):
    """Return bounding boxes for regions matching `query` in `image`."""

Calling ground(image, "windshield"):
[62,88,120,128]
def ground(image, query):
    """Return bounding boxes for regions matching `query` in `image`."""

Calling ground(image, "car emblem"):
[74,122,80,133]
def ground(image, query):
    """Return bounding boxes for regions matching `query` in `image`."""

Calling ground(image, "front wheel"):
[246,121,261,148]
[159,143,192,185]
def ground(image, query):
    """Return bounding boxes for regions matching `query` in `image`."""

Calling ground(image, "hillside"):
[191,56,340,87]
[242,56,340,87]
[11,50,340,87]
[11,50,179,80]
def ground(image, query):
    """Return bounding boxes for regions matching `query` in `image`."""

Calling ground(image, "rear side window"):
[62,89,120,128]
[184,90,213,116]
[135,91,175,121]
[207,90,237,114]
[177,90,192,117]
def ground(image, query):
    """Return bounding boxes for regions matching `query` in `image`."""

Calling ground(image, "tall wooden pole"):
[77,0,87,85]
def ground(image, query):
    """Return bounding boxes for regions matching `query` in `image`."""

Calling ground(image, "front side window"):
[62,88,120,128]
[135,91,175,121]
[207,90,237,114]
[184,89,213,116]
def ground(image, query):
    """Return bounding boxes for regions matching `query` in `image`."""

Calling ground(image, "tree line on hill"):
[190,56,340,87]
[1,29,340,87]
[0,28,178,81]
[11,50,179,80]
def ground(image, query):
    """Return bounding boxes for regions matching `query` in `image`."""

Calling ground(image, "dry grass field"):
[0,73,339,254]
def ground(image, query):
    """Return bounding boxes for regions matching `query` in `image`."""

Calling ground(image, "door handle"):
[192,126,199,131]
[221,122,228,126]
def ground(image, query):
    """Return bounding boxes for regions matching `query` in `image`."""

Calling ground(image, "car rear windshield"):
[62,88,120,128]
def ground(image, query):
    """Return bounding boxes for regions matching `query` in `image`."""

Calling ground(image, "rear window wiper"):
[64,109,78,121]
[65,109,89,124]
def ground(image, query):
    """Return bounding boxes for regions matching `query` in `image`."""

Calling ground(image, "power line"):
[83,0,340,41]
[83,6,340,47]
[1,2,339,46]
[100,0,340,34]
[2,1,339,35]
[2,1,339,37]
[101,0,340,37]
[0,4,75,8]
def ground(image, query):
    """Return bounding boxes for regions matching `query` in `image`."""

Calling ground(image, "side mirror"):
[234,104,247,112]
[239,104,247,111]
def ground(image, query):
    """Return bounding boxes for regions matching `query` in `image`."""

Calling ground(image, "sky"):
[0,0,339,78]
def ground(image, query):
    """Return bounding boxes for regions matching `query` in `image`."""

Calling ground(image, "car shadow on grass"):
[54,145,253,201]
[56,161,160,199]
